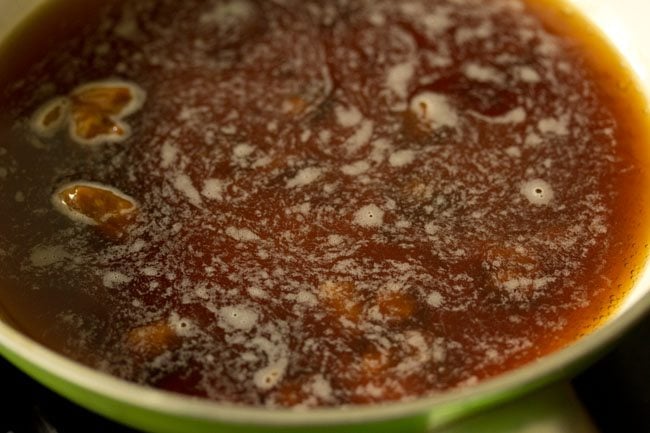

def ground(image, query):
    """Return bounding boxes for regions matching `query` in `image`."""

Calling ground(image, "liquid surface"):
[0,0,649,407]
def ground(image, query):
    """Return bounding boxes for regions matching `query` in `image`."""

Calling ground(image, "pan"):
[0,0,648,432]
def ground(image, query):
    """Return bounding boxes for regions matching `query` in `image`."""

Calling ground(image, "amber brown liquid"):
[0,0,649,406]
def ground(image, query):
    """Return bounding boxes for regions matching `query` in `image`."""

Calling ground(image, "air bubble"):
[353,204,384,228]
[218,305,258,331]
[253,358,288,391]
[409,92,458,129]
[520,179,554,206]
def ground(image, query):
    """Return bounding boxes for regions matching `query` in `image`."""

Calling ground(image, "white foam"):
[219,305,258,331]
[520,179,555,206]
[396,219,411,229]
[295,290,318,306]
[524,132,543,147]
[505,146,522,158]
[195,286,210,299]
[173,173,203,207]
[102,271,132,288]
[432,338,447,363]
[386,61,415,99]
[300,130,312,143]
[470,107,526,124]
[455,22,493,44]
[588,216,607,235]
[424,222,439,236]
[516,66,541,83]
[168,311,196,337]
[200,0,253,25]
[538,117,569,136]
[396,330,431,373]
[30,96,70,138]
[421,11,452,34]
[427,291,444,308]
[410,92,458,129]
[389,149,416,167]
[29,245,69,267]
[225,226,260,242]
[201,178,224,200]
[335,105,363,128]
[318,129,331,144]
[463,63,504,83]
[129,239,146,253]
[286,167,322,188]
[327,234,344,246]
[141,266,159,277]
[344,120,374,153]
[368,12,386,26]
[310,374,333,400]
[341,160,370,176]
[353,204,384,228]
[160,141,179,168]
[291,202,311,215]
[233,143,255,158]
[253,357,287,391]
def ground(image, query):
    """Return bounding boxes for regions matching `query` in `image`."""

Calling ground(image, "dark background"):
[1,311,649,433]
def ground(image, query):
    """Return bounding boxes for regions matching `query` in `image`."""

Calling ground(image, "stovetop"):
[1,312,649,433]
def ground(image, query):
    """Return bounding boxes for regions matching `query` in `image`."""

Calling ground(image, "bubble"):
[168,312,196,337]
[30,79,146,146]
[51,181,137,226]
[253,358,288,391]
[219,305,258,331]
[353,204,385,228]
[30,96,70,137]
[409,92,458,129]
[520,179,554,206]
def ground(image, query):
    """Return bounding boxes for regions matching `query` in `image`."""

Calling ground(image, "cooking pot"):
[0,1,649,432]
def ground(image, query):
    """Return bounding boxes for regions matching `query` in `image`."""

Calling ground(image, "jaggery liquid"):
[0,0,649,407]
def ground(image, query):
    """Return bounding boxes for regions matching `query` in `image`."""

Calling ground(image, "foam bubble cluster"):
[51,181,138,227]
[31,80,145,145]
